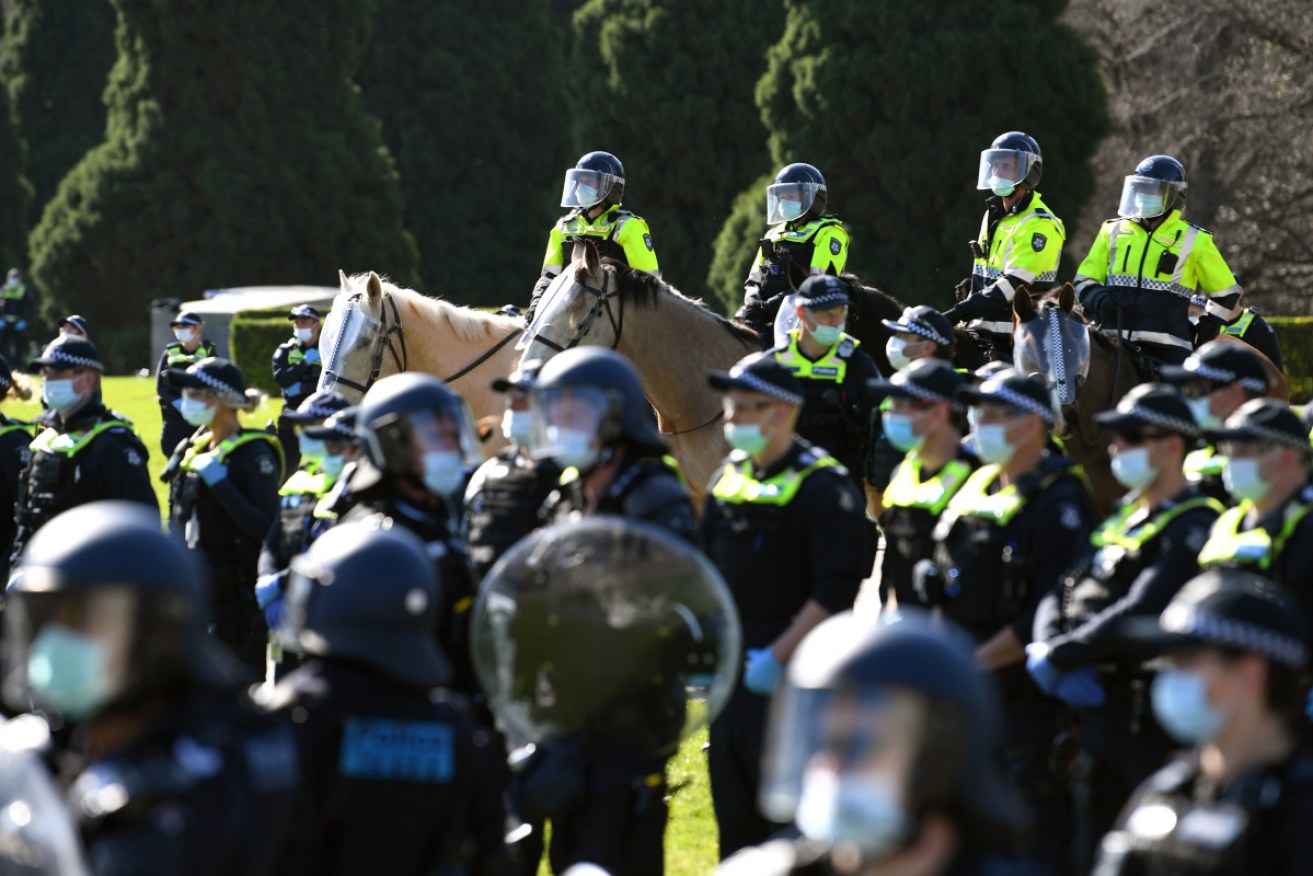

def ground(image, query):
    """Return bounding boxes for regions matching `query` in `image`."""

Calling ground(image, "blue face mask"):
[421,450,465,497]
[1134,193,1166,218]
[724,422,769,456]
[42,378,83,414]
[544,426,599,471]
[298,435,326,461]
[882,411,925,453]
[502,410,532,446]
[320,454,346,481]
[777,199,804,222]
[808,322,844,347]
[27,623,114,720]
[974,423,1017,466]
[988,178,1016,198]
[1151,669,1224,744]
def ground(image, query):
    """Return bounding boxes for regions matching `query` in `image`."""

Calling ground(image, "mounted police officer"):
[526,151,660,324]
[0,355,33,582]
[870,359,976,612]
[164,357,283,678]
[925,369,1097,873]
[2,501,298,874]
[1160,340,1270,502]
[1191,286,1283,371]
[531,347,696,542]
[1075,155,1243,366]
[1029,383,1222,871]
[272,304,324,474]
[943,132,1065,362]
[464,359,560,581]
[736,163,849,345]
[11,336,156,569]
[719,613,1030,876]
[331,372,484,700]
[155,310,220,457]
[702,351,870,859]
[1098,569,1313,874]
[268,523,511,875]
[1,267,31,366]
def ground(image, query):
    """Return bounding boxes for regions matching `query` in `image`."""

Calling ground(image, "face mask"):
[1186,396,1221,431]
[575,182,600,206]
[1188,314,1202,326]
[724,422,769,456]
[421,450,465,496]
[885,336,912,371]
[975,423,1017,466]
[777,200,804,222]
[545,426,599,471]
[809,322,844,347]
[27,624,114,720]
[1152,669,1224,744]
[795,769,910,858]
[179,396,217,427]
[989,178,1016,198]
[502,409,532,446]
[320,453,346,481]
[42,378,83,414]
[1111,446,1160,491]
[294,327,314,344]
[298,434,326,461]
[967,407,981,435]
[174,328,196,344]
[1134,193,1165,218]
[882,411,925,454]
[1223,457,1270,503]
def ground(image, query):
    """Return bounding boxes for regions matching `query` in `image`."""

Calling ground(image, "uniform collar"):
[57,398,109,433]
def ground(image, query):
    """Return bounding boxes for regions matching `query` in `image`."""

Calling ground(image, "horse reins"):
[660,409,725,437]
[443,328,523,383]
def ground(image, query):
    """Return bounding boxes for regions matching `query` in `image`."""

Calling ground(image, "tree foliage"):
[28,0,417,371]
[571,0,783,306]
[709,0,1108,310]
[1,0,116,226]
[359,0,569,306]
[0,79,31,272]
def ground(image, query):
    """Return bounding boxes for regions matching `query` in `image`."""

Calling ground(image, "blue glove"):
[1025,642,1063,697]
[286,381,303,397]
[171,398,184,413]
[264,596,285,631]
[744,647,783,696]
[15,320,26,331]
[1055,667,1107,708]
[254,572,285,610]
[304,348,320,365]
[192,451,229,486]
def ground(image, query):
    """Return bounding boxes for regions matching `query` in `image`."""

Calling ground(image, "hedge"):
[230,310,296,398]
[1264,316,1312,403]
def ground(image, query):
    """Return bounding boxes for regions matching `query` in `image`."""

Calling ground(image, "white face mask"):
[974,422,1017,466]
[1186,395,1221,431]
[1110,446,1160,491]
[421,450,465,496]
[1222,456,1270,503]
[885,336,912,371]
[174,328,196,344]
[179,396,217,427]
[294,327,314,344]
[42,378,83,413]
[545,426,599,471]
[502,409,532,446]
[795,768,910,858]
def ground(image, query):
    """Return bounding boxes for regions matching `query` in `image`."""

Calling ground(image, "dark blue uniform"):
[272,337,323,474]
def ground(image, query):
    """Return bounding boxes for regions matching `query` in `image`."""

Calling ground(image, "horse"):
[1011,284,1289,515]
[316,270,525,456]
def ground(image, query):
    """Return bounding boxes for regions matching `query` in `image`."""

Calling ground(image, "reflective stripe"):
[775,331,859,383]
[1171,225,1200,290]
[883,456,973,515]
[711,453,839,506]
[1090,496,1223,551]
[279,469,331,497]
[1221,310,1257,338]
[1184,445,1226,481]
[966,319,1015,335]
[182,430,282,471]
[1127,329,1191,349]
[1198,501,1313,571]
[943,465,1027,526]
[30,419,133,456]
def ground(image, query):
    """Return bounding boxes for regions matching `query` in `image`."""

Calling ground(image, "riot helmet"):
[561,151,626,211]
[527,347,665,471]
[281,522,451,689]
[976,131,1042,197]
[3,502,229,724]
[353,372,481,497]
[1118,155,1188,220]
[767,163,828,225]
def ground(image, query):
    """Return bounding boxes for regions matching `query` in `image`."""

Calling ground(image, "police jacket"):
[257,464,341,579]
[1096,742,1313,876]
[954,190,1065,337]
[1075,211,1241,355]
[700,440,869,650]
[741,215,850,314]
[1,281,30,322]
[11,400,156,565]
[0,415,32,579]
[879,447,977,610]
[61,685,299,876]
[1193,307,1284,372]
[542,453,697,544]
[1034,487,1222,673]
[155,339,220,411]
[931,454,1096,645]
[1184,444,1230,505]
[464,446,561,581]
[530,204,660,311]
[267,659,510,876]
[774,330,881,487]
[272,337,322,406]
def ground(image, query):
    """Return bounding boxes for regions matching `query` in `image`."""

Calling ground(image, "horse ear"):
[582,241,601,275]
[338,269,350,291]
[786,260,809,291]
[1058,282,1076,312]
[365,271,384,305]
[1012,285,1035,323]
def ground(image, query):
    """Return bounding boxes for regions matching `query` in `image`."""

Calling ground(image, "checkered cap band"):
[1182,359,1268,394]
[893,377,955,406]
[801,290,849,308]
[980,383,1055,423]
[41,349,103,372]
[1161,604,1308,668]
[894,308,951,346]
[189,368,242,401]
[1226,420,1309,452]
[730,370,804,406]
[1119,403,1199,437]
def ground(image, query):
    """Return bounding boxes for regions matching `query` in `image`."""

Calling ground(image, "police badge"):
[1031,233,1047,253]
[830,238,842,256]
[643,233,653,251]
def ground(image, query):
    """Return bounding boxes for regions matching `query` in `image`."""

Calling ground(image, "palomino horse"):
[317,270,524,456]
[1012,284,1288,514]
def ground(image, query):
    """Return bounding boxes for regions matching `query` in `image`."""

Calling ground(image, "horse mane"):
[579,258,759,345]
[839,272,906,324]
[348,273,522,342]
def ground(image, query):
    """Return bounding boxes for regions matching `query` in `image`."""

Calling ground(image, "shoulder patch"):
[124,447,144,467]
[1031,232,1047,252]
[258,455,278,477]
[1184,528,1208,554]
[830,237,842,256]
[1058,503,1083,530]
[643,232,653,251]
[837,338,855,358]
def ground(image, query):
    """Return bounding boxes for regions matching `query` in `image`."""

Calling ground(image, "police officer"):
[155,310,220,456]
[0,355,33,582]
[164,357,282,677]
[1196,399,1313,619]
[464,360,560,581]
[272,304,324,474]
[531,347,696,542]
[331,372,484,699]
[1,267,31,366]
[2,501,298,873]
[56,314,91,340]
[928,369,1097,872]
[526,151,659,324]
[268,523,511,875]
[1028,383,1222,870]
[1075,155,1243,366]
[737,163,849,344]
[943,132,1064,362]
[1191,286,1283,371]
[870,359,975,611]
[702,351,870,859]
[1160,340,1270,501]
[773,275,881,496]
[1097,568,1313,874]
[719,613,1029,875]
[880,304,957,371]
[11,336,157,568]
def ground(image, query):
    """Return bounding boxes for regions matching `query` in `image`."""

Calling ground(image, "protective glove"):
[303,348,321,365]
[1025,642,1064,697]
[744,647,783,696]
[192,451,229,486]
[15,320,26,331]
[264,596,285,631]
[254,572,285,610]
[285,381,303,397]
[1054,667,1107,709]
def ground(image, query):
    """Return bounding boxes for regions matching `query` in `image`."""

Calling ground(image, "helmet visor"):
[976,148,1036,191]
[1118,175,1175,220]
[766,182,820,225]
[561,168,620,209]
[405,404,482,466]
[527,385,613,460]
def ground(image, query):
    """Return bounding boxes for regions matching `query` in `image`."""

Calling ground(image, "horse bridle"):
[528,275,625,354]
[322,292,408,395]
